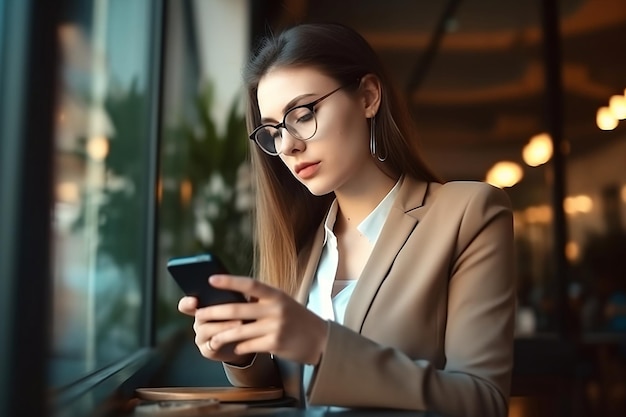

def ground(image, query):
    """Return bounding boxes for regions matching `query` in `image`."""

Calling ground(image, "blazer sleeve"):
[307,184,516,417]
[222,353,282,387]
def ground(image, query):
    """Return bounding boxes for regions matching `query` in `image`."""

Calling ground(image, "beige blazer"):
[224,177,516,417]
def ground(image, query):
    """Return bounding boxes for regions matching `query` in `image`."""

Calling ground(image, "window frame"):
[0,1,59,416]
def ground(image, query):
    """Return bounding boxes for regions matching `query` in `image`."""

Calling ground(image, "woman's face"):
[256,66,378,196]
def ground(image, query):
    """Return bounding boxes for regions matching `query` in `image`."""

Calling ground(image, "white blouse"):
[303,180,401,405]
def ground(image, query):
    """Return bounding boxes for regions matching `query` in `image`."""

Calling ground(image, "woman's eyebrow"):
[282,93,315,113]
[260,93,316,124]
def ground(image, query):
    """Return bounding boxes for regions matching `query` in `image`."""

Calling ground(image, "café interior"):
[1,0,625,416]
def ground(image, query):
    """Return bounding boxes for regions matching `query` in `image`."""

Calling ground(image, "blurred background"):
[0,1,625,416]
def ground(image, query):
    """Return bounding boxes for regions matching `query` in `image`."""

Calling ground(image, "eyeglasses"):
[249,83,350,156]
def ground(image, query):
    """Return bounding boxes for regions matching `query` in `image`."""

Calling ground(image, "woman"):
[178,23,515,417]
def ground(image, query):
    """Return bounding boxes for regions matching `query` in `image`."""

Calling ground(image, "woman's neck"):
[334,171,397,233]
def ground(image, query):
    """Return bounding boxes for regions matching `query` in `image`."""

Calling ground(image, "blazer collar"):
[344,176,430,330]
[296,176,432,329]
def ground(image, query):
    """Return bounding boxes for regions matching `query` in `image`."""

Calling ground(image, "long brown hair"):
[243,23,439,295]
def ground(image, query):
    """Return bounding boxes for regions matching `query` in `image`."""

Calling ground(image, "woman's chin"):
[302,182,333,197]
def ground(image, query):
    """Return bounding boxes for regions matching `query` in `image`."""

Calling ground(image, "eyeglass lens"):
[254,106,317,154]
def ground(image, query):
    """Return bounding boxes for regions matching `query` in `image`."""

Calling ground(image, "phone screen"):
[167,253,247,308]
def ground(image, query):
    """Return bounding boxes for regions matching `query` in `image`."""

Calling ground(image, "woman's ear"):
[359,74,382,118]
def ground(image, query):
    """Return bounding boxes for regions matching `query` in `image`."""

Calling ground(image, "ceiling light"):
[522,132,553,167]
[86,135,109,161]
[563,195,593,215]
[609,95,626,120]
[596,106,618,130]
[486,161,523,188]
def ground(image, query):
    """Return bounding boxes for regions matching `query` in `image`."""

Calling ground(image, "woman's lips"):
[295,162,320,179]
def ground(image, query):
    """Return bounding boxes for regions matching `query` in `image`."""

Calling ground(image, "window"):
[50,0,158,388]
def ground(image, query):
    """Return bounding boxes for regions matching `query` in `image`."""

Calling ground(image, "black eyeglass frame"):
[249,80,358,156]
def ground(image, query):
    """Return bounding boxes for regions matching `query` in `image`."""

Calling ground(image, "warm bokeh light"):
[485,161,523,188]
[621,184,626,204]
[522,132,553,167]
[180,179,193,206]
[609,94,626,120]
[565,241,580,263]
[56,181,80,204]
[86,135,109,161]
[563,195,593,215]
[596,106,618,130]
[524,204,552,224]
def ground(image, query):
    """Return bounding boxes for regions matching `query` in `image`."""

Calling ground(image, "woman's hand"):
[178,275,329,366]
[178,295,254,365]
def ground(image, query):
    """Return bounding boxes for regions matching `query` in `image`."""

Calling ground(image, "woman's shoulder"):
[439,179,505,194]
[421,181,514,249]
[431,180,512,210]
[396,177,512,216]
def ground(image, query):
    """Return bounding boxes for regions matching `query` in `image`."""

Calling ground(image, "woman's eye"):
[287,108,313,125]
[296,112,314,123]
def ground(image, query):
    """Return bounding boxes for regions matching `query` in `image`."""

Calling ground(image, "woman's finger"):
[209,275,279,300]
[193,319,245,358]
[195,299,274,323]
[207,317,273,351]
[178,296,198,316]
[194,318,242,339]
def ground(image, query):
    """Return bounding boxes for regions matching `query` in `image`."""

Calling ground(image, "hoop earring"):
[369,117,387,162]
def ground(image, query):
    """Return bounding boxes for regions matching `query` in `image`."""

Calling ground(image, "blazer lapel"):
[343,177,431,332]
[283,179,432,404]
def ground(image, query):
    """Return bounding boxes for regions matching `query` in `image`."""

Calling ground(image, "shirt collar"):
[357,179,401,243]
[322,178,402,245]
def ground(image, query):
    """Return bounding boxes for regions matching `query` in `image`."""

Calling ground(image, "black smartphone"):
[167,253,247,308]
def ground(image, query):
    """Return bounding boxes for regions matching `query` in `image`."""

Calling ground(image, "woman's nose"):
[279,129,305,155]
